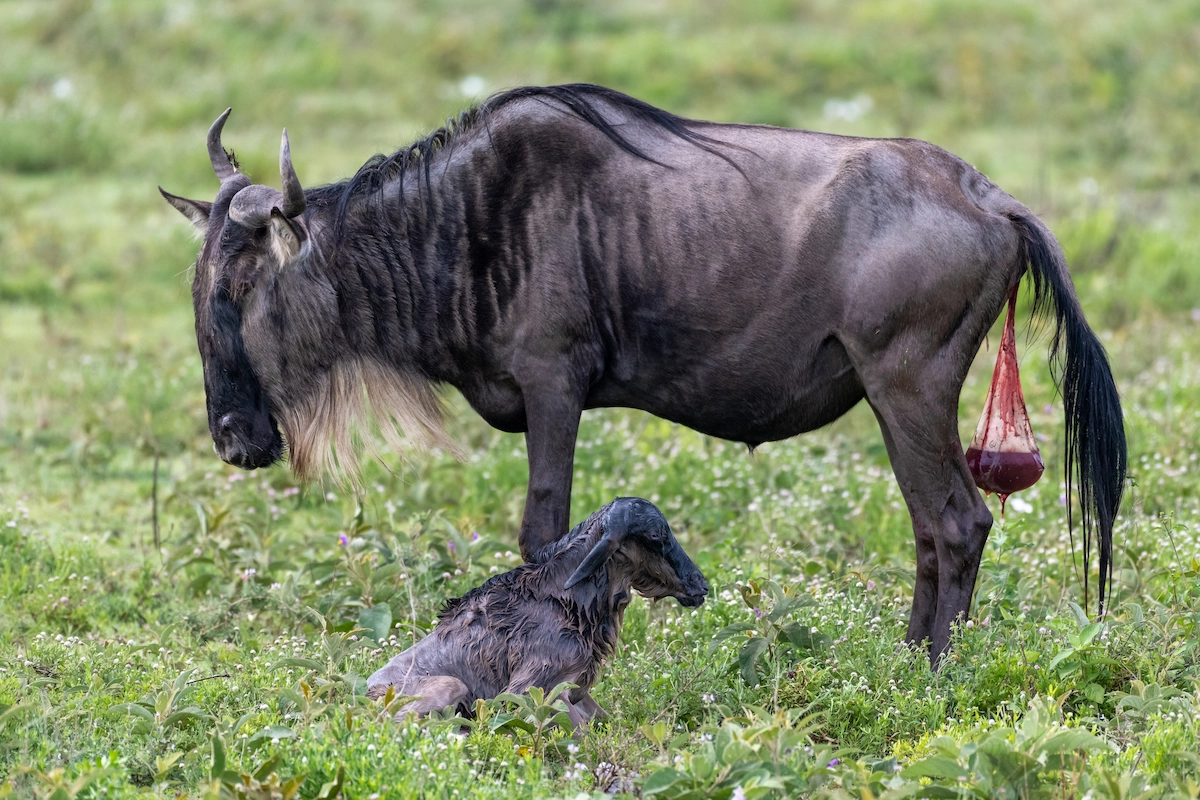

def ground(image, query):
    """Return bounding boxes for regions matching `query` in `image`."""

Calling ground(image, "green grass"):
[3,0,1200,797]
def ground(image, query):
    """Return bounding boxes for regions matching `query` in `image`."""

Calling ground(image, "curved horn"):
[207,108,237,181]
[228,184,283,229]
[564,518,622,590]
[279,129,306,218]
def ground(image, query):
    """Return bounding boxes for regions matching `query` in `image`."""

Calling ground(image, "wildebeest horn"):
[228,184,284,229]
[207,108,237,181]
[564,521,622,589]
[279,129,306,218]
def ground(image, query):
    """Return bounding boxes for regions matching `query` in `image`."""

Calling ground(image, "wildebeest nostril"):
[217,413,237,439]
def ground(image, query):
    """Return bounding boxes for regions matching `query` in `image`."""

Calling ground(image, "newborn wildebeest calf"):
[366,497,708,727]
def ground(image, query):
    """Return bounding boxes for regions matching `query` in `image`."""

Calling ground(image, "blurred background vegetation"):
[2,0,1199,580]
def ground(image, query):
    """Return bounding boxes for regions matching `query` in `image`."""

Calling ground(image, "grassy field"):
[3,0,1200,797]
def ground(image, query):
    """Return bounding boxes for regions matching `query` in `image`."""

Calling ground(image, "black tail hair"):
[1011,212,1128,615]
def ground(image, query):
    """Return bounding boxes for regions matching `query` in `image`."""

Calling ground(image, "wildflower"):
[732,787,746,800]
[827,758,840,767]
[338,534,349,546]
[447,541,456,552]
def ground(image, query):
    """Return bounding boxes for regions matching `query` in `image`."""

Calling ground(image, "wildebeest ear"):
[268,208,305,264]
[564,528,620,589]
[159,187,212,232]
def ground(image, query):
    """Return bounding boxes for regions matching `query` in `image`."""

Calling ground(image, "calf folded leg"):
[370,675,470,718]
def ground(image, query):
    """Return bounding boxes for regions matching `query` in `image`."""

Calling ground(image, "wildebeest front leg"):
[519,384,584,561]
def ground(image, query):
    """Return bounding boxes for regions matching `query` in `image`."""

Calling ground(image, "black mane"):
[305,84,732,242]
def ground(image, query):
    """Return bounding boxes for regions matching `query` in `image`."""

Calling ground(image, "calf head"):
[160,110,331,472]
[564,497,709,607]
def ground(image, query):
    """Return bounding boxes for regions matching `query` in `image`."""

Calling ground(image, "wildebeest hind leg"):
[862,369,993,665]
[870,409,940,648]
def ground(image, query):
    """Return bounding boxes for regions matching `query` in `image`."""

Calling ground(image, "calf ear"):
[564,530,620,589]
[268,209,305,264]
[159,187,212,233]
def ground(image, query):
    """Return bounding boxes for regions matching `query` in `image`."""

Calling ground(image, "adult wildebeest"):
[365,496,707,726]
[161,84,1126,661]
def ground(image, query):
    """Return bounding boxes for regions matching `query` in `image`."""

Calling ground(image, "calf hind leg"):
[370,675,471,719]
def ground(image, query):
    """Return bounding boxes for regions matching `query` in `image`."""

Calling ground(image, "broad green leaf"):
[778,621,829,651]
[710,622,757,654]
[739,637,769,686]
[274,657,324,671]
[210,732,226,781]
[1048,649,1077,670]
[358,604,393,643]
[114,702,155,722]
[901,756,969,780]
[1039,728,1107,755]
[766,595,813,623]
[1077,622,1103,646]
[162,707,209,729]
[252,752,283,782]
[315,764,345,799]
[248,725,298,746]
[640,767,688,795]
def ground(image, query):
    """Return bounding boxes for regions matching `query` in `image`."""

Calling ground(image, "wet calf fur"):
[365,498,707,727]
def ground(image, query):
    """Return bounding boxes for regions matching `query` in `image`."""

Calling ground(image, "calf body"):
[365,497,707,726]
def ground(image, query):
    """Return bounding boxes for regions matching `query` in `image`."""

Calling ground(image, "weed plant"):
[3,0,1200,797]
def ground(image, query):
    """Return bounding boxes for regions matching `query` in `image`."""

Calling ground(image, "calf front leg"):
[570,688,609,720]
[518,384,584,561]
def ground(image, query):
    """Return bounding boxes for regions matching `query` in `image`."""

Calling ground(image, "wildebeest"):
[364,497,707,726]
[161,84,1126,661]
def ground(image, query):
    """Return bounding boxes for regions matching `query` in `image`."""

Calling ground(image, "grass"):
[3,0,1200,797]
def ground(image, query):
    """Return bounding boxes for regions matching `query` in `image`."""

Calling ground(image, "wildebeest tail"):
[1010,211,1127,616]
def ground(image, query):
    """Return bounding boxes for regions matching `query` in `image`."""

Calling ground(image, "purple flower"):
[827,758,840,767]
[472,532,480,542]
[447,541,456,552]
[755,607,762,619]
[338,534,348,546]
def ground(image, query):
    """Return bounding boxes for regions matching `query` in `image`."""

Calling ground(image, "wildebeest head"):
[564,497,709,607]
[160,110,325,472]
